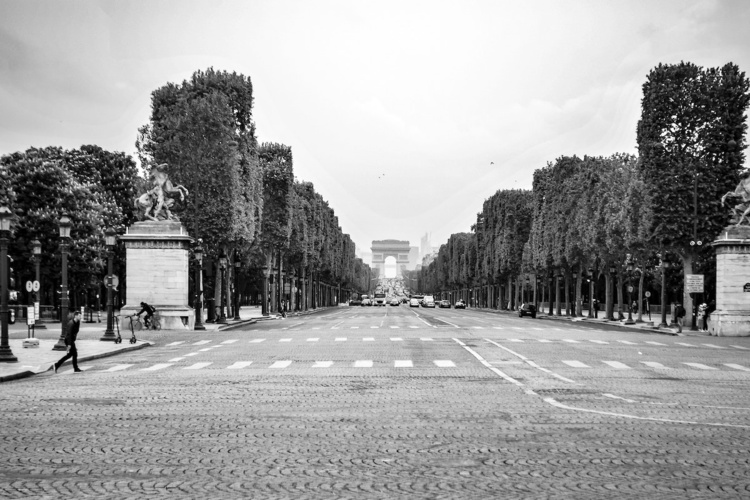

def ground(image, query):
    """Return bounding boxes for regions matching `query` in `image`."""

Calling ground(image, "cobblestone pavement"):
[1,306,749,499]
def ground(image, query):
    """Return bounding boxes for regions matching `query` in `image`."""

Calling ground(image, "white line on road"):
[683,362,717,370]
[702,344,726,349]
[184,362,212,370]
[363,337,375,341]
[166,341,184,346]
[192,340,211,345]
[645,341,665,346]
[168,357,185,362]
[270,360,292,369]
[434,360,455,367]
[562,360,589,368]
[453,339,523,386]
[307,338,319,342]
[562,339,580,343]
[484,339,577,384]
[141,363,173,371]
[354,360,373,368]
[279,338,292,342]
[602,361,631,369]
[335,337,347,341]
[312,361,333,368]
[617,340,637,345]
[250,339,266,343]
[104,364,133,372]
[731,345,749,350]
[227,362,253,369]
[420,338,433,341]
[725,364,750,371]
[589,340,608,344]
[394,360,413,368]
[676,343,696,347]
[641,361,670,369]
[221,339,238,344]
[390,337,403,341]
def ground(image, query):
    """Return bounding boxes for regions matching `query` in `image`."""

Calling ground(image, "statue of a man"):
[134,164,189,221]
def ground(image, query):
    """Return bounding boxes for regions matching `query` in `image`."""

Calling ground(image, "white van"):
[422,295,436,308]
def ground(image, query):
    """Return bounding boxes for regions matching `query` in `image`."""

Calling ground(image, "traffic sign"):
[645,291,651,298]
[33,280,40,292]
[686,274,704,294]
[627,285,634,293]
[25,281,32,292]
[105,274,119,290]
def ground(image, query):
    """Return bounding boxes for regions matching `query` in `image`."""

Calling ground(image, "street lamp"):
[0,206,17,362]
[609,265,617,321]
[587,267,595,318]
[30,239,46,330]
[100,228,118,341]
[625,254,636,325]
[53,215,71,351]
[658,253,670,328]
[233,254,241,320]
[217,251,228,324]
[193,243,205,330]
[572,270,578,316]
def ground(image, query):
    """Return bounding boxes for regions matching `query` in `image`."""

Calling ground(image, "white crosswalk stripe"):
[562,360,589,368]
[221,339,238,344]
[390,337,403,341]
[227,361,253,369]
[104,364,133,372]
[370,326,379,329]
[731,345,749,350]
[363,337,375,341]
[538,339,552,343]
[702,344,726,349]
[312,361,333,368]
[602,361,631,369]
[676,343,696,347]
[307,338,319,342]
[279,338,292,342]
[390,326,400,329]
[562,339,579,343]
[434,360,455,367]
[250,339,265,343]
[184,362,212,370]
[270,360,292,369]
[166,341,184,346]
[192,340,211,346]
[509,339,523,342]
[589,340,608,344]
[168,357,185,362]
[354,360,373,367]
[420,338,433,341]
[141,363,172,371]
[641,361,669,369]
[394,360,413,367]
[725,364,750,372]
[683,362,716,370]
[617,340,637,345]
[645,341,665,346]
[335,337,347,341]
[409,326,419,329]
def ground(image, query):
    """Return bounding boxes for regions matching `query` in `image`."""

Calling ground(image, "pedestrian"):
[675,302,686,333]
[698,303,708,331]
[53,311,82,373]
[593,299,599,318]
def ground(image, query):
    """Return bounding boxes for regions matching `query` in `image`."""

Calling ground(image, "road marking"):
[617,340,637,345]
[221,339,238,344]
[395,360,413,368]
[270,360,292,369]
[363,337,375,341]
[370,326,379,329]
[306,338,319,342]
[350,326,359,329]
[531,327,544,331]
[538,339,552,343]
[166,341,184,346]
[645,341,665,346]
[563,339,579,343]
[142,363,173,371]
[313,361,333,368]
[725,364,750,371]
[227,362,253,369]
[509,339,524,342]
[390,325,400,329]
[641,361,669,369]
[602,361,631,369]
[168,357,185,362]
[279,338,292,342]
[184,362,212,370]
[192,340,211,345]
[409,326,419,329]
[702,344,726,349]
[335,337,347,341]
[312,327,320,330]
[390,337,403,341]
[562,360,589,368]
[420,338,433,341]
[434,360,455,367]
[354,360,373,368]
[104,364,133,372]
[683,362,717,370]
[185,353,199,357]
[454,339,524,386]
[589,340,608,344]
[676,343,696,347]
[250,339,265,343]
[730,345,749,350]
[493,326,504,330]
[198,348,213,352]
[472,326,484,329]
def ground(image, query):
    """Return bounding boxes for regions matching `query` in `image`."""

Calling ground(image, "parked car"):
[349,298,362,306]
[439,300,451,308]
[409,298,421,307]
[422,295,436,308]
[361,298,372,306]
[389,299,400,306]
[518,303,537,318]
[454,300,466,309]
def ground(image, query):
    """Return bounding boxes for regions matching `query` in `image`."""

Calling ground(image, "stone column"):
[710,226,750,336]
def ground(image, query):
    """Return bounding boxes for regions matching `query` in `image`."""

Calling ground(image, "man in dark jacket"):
[53,311,82,373]
[137,302,156,329]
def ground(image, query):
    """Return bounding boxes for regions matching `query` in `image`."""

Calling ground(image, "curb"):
[0,340,154,384]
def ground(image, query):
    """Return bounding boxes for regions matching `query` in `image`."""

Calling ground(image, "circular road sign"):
[645,291,651,298]
[627,285,634,293]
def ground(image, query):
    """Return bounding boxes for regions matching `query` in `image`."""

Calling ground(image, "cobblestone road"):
[1,306,749,498]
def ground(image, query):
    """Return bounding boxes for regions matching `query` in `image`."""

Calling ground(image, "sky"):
[1,0,749,265]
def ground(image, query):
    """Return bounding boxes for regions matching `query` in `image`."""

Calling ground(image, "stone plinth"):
[119,221,194,330]
[709,226,750,336]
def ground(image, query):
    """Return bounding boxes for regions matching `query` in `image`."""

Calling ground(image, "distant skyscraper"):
[420,232,434,260]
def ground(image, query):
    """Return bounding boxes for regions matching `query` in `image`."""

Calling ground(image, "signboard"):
[745,283,750,292]
[627,285,634,293]
[105,275,119,290]
[644,291,651,298]
[685,274,704,294]
[34,302,40,320]
[25,281,33,292]
[27,306,35,325]
[33,280,40,292]
[283,283,291,294]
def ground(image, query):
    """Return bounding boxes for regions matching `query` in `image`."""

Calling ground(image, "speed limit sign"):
[645,291,651,298]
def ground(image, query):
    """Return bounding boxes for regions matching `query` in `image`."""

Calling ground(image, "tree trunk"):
[564,275,570,316]
[616,272,624,320]
[605,271,614,320]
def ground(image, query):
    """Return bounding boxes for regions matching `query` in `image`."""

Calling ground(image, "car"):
[454,300,466,309]
[439,300,451,308]
[361,298,371,306]
[349,298,362,306]
[518,303,537,318]
[422,295,436,308]
[409,298,421,307]
[389,299,400,306]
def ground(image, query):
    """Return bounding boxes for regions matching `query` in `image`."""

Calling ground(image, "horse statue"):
[721,172,750,227]
[134,164,189,221]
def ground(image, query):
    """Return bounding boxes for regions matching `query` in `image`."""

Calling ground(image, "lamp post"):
[53,215,71,351]
[658,253,669,328]
[233,255,241,320]
[572,271,578,317]
[587,267,595,318]
[608,265,617,321]
[193,244,205,330]
[625,254,636,325]
[0,206,17,362]
[100,228,117,341]
[556,273,562,316]
[30,239,46,329]
[217,251,228,324]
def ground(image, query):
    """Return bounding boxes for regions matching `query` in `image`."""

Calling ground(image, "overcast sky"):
[1,0,749,262]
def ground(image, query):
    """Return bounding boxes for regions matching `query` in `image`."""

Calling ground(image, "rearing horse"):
[722,173,750,227]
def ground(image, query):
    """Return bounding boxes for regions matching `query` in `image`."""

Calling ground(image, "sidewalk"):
[0,305,334,383]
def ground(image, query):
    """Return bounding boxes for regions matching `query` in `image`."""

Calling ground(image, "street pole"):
[53,215,71,351]
[217,251,228,324]
[31,239,46,329]
[194,243,205,330]
[233,256,241,321]
[100,228,117,341]
[0,206,17,362]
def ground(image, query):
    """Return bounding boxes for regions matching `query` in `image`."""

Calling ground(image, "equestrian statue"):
[134,163,189,221]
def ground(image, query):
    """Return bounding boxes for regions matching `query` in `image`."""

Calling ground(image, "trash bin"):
[206,298,216,323]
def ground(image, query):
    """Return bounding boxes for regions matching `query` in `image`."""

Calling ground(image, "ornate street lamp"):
[100,228,118,341]
[625,254,636,325]
[233,254,241,320]
[193,244,205,330]
[587,267,595,318]
[571,270,578,317]
[217,251,228,324]
[658,253,670,328]
[53,215,72,351]
[556,272,562,316]
[30,239,46,329]
[0,206,17,362]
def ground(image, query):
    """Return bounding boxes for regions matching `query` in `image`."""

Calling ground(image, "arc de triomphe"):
[371,239,411,278]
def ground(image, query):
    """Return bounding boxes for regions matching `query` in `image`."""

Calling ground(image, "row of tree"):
[417,62,750,321]
[0,68,372,314]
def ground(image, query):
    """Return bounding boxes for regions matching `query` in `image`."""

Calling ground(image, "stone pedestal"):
[709,226,750,336]
[119,221,194,330]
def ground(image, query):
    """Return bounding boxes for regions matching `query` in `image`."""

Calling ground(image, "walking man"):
[54,311,82,373]
[675,302,686,333]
